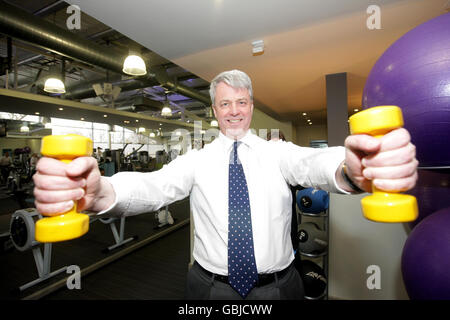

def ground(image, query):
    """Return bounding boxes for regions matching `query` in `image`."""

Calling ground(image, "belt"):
[195,261,292,287]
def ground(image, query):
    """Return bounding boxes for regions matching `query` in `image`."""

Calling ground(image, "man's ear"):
[212,105,217,119]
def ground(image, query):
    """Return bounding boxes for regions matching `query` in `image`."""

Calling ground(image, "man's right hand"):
[33,156,115,216]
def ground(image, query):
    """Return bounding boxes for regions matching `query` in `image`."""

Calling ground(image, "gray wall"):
[328,193,410,299]
[250,108,294,142]
[0,136,42,154]
[296,124,327,147]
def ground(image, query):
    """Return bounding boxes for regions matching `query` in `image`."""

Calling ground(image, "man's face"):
[212,82,254,140]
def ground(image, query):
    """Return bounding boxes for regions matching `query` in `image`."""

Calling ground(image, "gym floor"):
[0,184,191,300]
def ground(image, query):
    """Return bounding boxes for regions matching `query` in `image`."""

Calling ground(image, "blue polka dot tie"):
[228,141,258,298]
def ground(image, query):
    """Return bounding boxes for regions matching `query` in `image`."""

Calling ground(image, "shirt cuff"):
[95,176,131,217]
[326,150,352,195]
[332,166,352,195]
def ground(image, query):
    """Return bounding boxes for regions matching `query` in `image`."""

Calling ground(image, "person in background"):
[0,151,12,185]
[96,147,104,162]
[29,153,39,177]
[267,130,286,142]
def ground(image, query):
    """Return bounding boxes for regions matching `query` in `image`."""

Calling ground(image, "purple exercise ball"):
[406,169,450,229]
[401,206,450,299]
[362,13,450,167]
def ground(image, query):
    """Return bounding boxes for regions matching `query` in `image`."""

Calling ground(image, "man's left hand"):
[343,128,418,193]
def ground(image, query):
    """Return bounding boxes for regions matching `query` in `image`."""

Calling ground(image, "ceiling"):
[1,0,449,131]
[0,0,213,134]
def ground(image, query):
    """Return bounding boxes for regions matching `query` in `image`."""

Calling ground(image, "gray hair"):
[209,69,253,105]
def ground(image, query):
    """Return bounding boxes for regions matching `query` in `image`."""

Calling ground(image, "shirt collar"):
[218,129,256,153]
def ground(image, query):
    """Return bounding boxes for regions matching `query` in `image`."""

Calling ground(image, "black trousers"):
[185,261,305,300]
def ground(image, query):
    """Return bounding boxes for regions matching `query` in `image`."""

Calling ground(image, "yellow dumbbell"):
[349,106,418,223]
[35,134,93,242]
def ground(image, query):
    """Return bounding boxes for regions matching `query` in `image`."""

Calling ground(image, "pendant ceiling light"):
[123,54,147,76]
[44,62,66,94]
[161,93,172,117]
[44,78,65,94]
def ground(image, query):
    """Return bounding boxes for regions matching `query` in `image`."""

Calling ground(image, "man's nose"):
[230,102,239,115]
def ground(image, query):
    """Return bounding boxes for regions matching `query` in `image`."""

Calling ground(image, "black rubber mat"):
[0,197,190,300]
[44,223,190,300]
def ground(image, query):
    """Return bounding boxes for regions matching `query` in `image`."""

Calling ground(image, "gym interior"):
[0,0,449,303]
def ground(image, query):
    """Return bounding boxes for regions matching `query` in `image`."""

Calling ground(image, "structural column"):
[326,73,349,146]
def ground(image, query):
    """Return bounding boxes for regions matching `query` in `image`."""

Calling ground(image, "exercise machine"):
[90,215,138,253]
[9,208,69,291]
[154,206,174,229]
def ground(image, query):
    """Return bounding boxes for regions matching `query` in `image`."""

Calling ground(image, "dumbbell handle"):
[349,106,418,223]
[35,134,92,243]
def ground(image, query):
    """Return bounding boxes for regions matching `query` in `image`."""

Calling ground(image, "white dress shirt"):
[101,130,348,275]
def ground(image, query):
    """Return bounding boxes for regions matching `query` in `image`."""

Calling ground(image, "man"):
[29,153,39,177]
[33,70,418,300]
[96,147,103,162]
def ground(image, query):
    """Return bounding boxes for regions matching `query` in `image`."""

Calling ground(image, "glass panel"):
[93,122,110,130]
[51,117,92,128]
[51,126,93,139]
[93,129,109,143]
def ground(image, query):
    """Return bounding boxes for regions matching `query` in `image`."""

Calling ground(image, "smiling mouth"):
[227,119,242,123]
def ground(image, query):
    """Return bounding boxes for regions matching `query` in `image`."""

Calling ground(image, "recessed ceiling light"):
[35,112,40,115]
[103,114,108,118]
[354,108,359,112]
[302,112,307,116]
[136,119,139,122]
[80,117,85,121]
[58,107,64,111]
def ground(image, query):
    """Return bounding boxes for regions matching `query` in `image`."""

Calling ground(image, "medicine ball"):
[296,188,329,214]
[299,259,327,299]
[298,222,328,254]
